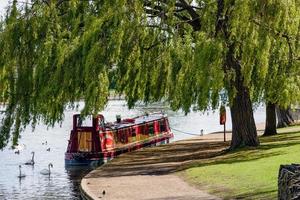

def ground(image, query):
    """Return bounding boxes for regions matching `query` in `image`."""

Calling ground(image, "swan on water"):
[25,152,35,165]
[18,165,26,178]
[40,163,53,175]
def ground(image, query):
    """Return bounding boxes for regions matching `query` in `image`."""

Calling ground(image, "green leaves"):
[0,0,299,148]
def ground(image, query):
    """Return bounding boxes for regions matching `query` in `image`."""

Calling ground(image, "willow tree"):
[0,0,110,148]
[276,107,298,128]
[0,0,299,150]
[262,4,300,136]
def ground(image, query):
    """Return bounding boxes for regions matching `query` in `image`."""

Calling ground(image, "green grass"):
[184,126,300,200]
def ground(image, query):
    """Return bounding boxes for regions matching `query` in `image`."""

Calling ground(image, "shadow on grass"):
[84,127,300,191]
[260,130,300,142]
[232,188,277,200]
[185,130,300,170]
[85,140,230,178]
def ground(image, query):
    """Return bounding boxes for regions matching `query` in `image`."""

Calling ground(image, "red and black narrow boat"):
[65,113,173,166]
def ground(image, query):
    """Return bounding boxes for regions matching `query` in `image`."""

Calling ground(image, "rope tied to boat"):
[170,127,203,136]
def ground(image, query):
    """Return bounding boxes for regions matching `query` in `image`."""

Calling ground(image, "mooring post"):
[224,123,226,142]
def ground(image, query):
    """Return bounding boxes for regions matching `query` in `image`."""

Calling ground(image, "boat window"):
[116,129,123,144]
[140,124,145,135]
[120,129,127,143]
[98,117,105,128]
[124,129,129,143]
[78,131,92,152]
[77,116,93,127]
[148,123,154,136]
[113,130,118,143]
[132,127,136,137]
[160,120,166,132]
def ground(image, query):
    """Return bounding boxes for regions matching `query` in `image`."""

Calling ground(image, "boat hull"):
[65,158,103,167]
[65,135,171,166]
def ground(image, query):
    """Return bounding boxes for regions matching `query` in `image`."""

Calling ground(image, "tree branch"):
[177,0,201,31]
[252,19,297,62]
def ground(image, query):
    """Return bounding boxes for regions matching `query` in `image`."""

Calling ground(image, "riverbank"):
[80,136,228,199]
[81,123,282,200]
[80,124,267,200]
[183,125,300,199]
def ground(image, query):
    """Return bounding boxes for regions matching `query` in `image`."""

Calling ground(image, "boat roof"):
[105,113,166,130]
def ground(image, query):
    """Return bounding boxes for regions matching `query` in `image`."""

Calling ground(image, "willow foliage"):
[263,2,300,107]
[0,0,299,148]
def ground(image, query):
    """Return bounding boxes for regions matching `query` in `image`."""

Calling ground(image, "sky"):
[0,0,9,15]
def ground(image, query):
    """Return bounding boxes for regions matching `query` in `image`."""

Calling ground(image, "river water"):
[0,100,265,199]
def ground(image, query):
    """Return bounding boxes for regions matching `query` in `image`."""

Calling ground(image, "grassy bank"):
[183,126,300,200]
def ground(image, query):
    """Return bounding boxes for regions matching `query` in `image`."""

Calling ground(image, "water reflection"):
[66,166,101,199]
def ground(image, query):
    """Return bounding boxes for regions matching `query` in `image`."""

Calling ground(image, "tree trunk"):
[226,42,259,149]
[263,102,277,136]
[276,106,294,128]
[230,83,259,149]
[216,0,259,149]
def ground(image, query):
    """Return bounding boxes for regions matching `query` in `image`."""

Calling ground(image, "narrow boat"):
[65,113,173,166]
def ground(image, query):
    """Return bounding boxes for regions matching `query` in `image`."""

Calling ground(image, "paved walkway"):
[80,132,235,199]
[81,174,220,200]
[81,126,266,200]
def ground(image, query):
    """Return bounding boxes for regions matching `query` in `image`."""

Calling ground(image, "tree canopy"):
[0,0,299,149]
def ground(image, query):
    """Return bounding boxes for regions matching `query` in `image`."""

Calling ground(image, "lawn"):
[183,126,300,200]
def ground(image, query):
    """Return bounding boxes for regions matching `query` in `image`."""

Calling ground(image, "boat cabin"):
[66,114,104,154]
[65,113,173,165]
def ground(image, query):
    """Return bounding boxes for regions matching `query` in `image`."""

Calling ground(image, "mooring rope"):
[170,127,202,136]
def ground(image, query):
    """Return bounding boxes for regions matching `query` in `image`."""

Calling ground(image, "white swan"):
[18,165,26,178]
[40,163,53,175]
[25,152,35,165]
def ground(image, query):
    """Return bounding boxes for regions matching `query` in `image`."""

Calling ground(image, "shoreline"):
[80,123,266,200]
